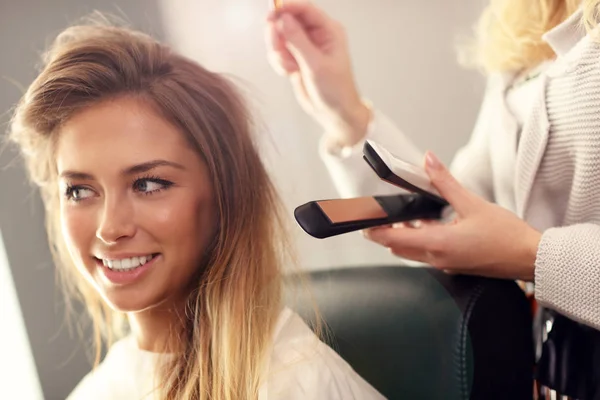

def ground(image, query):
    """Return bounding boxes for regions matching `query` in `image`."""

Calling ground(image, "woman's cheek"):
[60,206,96,266]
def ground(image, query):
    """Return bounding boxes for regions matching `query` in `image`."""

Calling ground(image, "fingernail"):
[425,152,442,171]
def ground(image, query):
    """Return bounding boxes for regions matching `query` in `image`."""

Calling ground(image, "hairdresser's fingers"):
[265,23,299,75]
[424,152,482,217]
[289,72,313,111]
[391,222,412,229]
[393,220,443,229]
[265,20,286,52]
[365,224,448,256]
[275,14,321,72]
[362,226,431,263]
[267,48,300,76]
[268,2,333,31]
[268,52,300,75]
[388,246,433,264]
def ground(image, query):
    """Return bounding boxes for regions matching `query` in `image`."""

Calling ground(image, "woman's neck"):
[127,298,187,353]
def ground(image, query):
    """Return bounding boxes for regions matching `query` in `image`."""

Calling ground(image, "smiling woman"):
[7,18,384,400]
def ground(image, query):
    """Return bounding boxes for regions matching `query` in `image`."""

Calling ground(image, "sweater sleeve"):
[535,223,600,330]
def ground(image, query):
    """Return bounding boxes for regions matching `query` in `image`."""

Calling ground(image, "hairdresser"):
[265,0,600,335]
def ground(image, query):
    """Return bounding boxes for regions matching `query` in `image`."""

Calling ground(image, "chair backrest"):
[287,266,534,400]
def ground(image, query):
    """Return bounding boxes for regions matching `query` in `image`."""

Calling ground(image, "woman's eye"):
[65,186,95,201]
[133,178,172,194]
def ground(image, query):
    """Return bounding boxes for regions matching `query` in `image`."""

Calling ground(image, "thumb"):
[276,13,321,72]
[424,152,479,216]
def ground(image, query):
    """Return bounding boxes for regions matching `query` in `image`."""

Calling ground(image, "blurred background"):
[0,0,485,398]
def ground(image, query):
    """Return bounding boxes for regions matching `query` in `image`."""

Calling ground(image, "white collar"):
[542,8,586,57]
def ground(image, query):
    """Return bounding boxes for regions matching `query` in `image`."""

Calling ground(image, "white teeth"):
[102,254,154,271]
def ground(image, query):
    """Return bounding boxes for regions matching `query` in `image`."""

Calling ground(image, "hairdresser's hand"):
[265,2,371,147]
[364,153,542,281]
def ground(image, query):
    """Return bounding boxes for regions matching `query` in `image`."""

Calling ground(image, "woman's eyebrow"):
[123,160,186,175]
[58,159,186,180]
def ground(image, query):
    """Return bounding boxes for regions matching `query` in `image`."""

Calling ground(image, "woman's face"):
[55,97,216,313]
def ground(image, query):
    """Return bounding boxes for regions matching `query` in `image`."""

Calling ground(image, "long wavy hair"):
[9,20,291,399]
[466,0,599,72]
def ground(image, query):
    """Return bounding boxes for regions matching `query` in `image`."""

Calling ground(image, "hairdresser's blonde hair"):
[9,20,290,400]
[468,0,600,73]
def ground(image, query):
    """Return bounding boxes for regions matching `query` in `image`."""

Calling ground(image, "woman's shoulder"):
[66,336,147,400]
[260,308,386,399]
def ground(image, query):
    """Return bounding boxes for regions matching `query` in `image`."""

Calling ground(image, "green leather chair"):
[288,266,534,400]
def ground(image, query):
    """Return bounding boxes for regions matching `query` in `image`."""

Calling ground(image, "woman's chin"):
[100,290,166,314]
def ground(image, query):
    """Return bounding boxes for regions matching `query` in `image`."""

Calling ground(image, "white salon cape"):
[67,308,386,399]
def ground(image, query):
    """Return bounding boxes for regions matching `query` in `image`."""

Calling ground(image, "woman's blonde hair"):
[467,0,600,73]
[9,20,290,400]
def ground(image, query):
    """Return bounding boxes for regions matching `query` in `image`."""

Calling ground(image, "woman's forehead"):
[55,97,199,174]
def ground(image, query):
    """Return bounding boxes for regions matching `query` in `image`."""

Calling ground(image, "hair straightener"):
[294,140,449,239]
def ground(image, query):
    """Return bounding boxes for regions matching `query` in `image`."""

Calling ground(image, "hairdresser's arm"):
[316,80,498,201]
[265,2,419,198]
[317,107,423,198]
[266,2,495,200]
